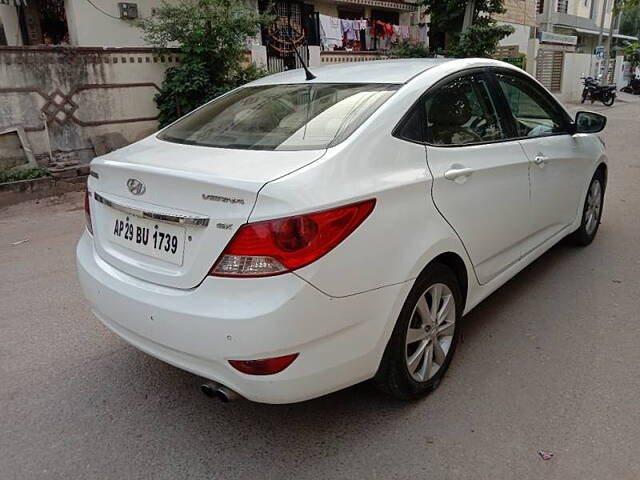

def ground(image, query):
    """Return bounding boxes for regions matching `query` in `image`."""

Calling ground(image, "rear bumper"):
[76,232,407,403]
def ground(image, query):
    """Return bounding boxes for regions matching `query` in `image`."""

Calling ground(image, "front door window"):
[495,72,569,138]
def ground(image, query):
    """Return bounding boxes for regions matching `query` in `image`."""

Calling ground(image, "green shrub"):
[452,19,515,58]
[137,0,271,127]
[388,41,433,59]
[0,167,49,183]
[421,0,514,58]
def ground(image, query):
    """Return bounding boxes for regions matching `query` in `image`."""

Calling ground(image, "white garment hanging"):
[319,14,342,50]
[418,24,429,46]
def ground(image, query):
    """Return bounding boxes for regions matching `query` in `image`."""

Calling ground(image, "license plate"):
[109,212,186,266]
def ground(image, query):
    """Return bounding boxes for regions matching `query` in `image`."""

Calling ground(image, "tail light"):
[210,199,375,277]
[84,191,93,235]
[229,354,299,375]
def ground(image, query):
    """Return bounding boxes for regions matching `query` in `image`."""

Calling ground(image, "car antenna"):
[290,38,316,80]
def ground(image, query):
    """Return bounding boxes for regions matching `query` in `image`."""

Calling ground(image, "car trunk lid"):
[89,136,324,289]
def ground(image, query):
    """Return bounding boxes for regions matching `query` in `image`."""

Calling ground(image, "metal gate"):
[606,57,616,84]
[536,50,564,92]
[260,0,317,73]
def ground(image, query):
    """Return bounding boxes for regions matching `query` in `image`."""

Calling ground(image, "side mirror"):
[572,111,607,134]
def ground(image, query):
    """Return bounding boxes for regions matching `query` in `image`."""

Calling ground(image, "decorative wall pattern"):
[0,83,161,130]
[0,46,178,161]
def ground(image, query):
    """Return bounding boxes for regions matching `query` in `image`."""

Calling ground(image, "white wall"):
[0,47,173,161]
[498,22,531,55]
[65,0,166,47]
[558,52,592,102]
[573,0,614,28]
[0,3,23,46]
[613,55,624,87]
[526,37,539,75]
[308,45,321,67]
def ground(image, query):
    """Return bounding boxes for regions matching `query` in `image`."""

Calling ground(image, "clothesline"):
[318,13,428,52]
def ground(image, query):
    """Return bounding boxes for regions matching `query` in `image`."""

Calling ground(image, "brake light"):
[85,191,93,235]
[229,354,299,375]
[211,199,376,277]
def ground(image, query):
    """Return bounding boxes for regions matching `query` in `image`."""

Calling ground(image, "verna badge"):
[127,178,146,196]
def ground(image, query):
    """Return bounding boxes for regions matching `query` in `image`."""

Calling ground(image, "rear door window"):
[158,83,399,151]
[396,72,507,146]
[424,72,507,146]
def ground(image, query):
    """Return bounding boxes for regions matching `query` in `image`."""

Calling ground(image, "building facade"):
[496,0,538,56]
[536,0,635,54]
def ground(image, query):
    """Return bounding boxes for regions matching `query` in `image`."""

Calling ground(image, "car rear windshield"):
[157,83,400,151]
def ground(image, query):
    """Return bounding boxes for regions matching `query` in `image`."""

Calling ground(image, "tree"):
[452,17,515,58]
[623,41,640,69]
[138,0,271,126]
[618,0,640,11]
[618,1,640,38]
[421,0,514,58]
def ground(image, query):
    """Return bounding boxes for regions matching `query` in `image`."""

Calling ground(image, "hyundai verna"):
[77,58,608,403]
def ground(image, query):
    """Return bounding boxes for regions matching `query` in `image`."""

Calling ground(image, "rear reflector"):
[85,191,93,235]
[228,353,299,375]
[211,199,375,277]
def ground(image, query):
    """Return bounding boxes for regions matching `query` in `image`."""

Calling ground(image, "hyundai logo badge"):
[127,178,146,196]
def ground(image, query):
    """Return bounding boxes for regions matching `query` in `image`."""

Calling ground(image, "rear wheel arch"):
[421,252,469,312]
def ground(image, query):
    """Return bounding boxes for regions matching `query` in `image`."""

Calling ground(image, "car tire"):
[374,262,462,400]
[568,171,605,246]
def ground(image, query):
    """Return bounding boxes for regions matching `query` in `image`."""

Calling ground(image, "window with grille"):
[557,0,569,13]
[536,0,544,14]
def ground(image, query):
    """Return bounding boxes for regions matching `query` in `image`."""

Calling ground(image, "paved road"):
[2,95,639,480]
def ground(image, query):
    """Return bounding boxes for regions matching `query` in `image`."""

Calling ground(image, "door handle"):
[533,155,548,167]
[444,167,474,182]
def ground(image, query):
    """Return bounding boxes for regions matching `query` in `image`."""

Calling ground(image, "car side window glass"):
[424,73,506,146]
[495,72,567,138]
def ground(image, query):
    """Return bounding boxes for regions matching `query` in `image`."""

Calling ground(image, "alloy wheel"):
[585,179,602,236]
[405,283,456,382]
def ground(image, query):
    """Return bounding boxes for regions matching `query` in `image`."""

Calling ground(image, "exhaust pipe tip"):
[216,385,240,403]
[200,382,218,398]
[200,382,240,402]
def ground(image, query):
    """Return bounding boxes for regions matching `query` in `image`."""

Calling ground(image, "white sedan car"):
[77,58,607,404]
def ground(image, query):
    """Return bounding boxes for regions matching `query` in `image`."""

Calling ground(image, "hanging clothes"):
[418,23,429,47]
[359,28,367,50]
[319,14,343,50]
[409,25,419,44]
[354,19,368,31]
[392,25,400,40]
[371,21,393,38]
[340,19,357,41]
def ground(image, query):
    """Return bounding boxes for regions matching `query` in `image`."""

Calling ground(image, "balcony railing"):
[320,51,388,63]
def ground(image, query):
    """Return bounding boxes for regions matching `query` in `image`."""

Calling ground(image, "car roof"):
[246,58,522,86]
[247,58,455,86]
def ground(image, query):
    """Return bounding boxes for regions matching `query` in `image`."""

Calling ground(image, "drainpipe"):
[596,0,608,76]
[543,0,553,33]
[605,0,622,79]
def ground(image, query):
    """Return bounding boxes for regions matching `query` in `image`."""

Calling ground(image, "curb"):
[0,175,87,209]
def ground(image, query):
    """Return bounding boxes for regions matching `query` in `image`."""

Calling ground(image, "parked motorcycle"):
[620,73,640,95]
[581,76,617,106]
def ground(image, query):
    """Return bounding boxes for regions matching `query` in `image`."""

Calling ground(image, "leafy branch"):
[137,0,272,126]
